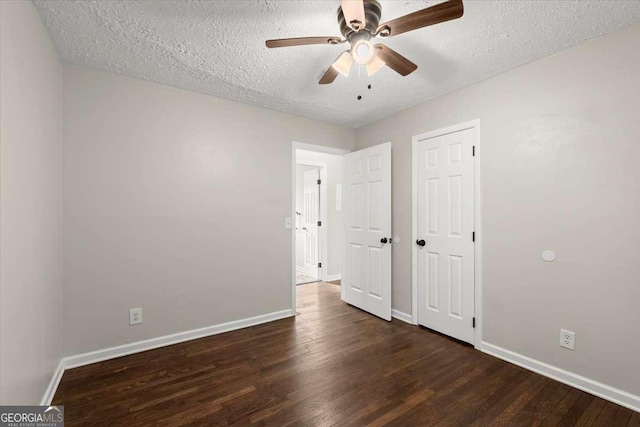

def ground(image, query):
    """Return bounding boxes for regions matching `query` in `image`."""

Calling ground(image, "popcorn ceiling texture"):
[33,0,640,128]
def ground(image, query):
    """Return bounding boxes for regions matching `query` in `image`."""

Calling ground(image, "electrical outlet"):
[129,308,142,326]
[560,329,575,350]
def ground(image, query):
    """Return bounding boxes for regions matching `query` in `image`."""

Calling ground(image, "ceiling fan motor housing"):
[338,0,382,42]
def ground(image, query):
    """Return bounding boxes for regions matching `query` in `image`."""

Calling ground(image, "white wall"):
[62,65,355,356]
[296,150,344,279]
[0,0,63,404]
[355,23,640,397]
[295,164,318,271]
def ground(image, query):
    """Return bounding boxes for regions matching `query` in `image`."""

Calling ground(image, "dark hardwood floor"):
[54,282,639,426]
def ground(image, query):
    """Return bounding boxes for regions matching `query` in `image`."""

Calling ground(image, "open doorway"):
[292,143,348,309]
[296,165,320,284]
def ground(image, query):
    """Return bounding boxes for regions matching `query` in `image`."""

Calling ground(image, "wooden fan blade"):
[341,0,366,32]
[374,44,417,76]
[265,37,343,48]
[319,67,339,85]
[376,0,463,38]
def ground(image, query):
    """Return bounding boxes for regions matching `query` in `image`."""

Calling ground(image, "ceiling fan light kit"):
[351,39,375,65]
[265,0,464,85]
[333,51,354,77]
[366,53,386,77]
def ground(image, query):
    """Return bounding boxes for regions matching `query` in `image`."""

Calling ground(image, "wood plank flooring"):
[53,282,639,426]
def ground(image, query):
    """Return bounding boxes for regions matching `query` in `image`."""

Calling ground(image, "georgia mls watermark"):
[0,406,64,427]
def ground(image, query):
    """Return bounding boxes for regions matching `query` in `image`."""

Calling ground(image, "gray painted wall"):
[355,23,640,396]
[62,65,355,356]
[0,0,64,404]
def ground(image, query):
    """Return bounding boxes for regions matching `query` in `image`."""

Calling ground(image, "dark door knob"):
[381,237,388,244]
[416,239,426,247]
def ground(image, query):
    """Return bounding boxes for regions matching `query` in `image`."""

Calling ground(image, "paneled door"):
[342,142,392,321]
[303,169,320,279]
[416,128,475,344]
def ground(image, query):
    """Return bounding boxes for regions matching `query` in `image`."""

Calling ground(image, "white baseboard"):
[40,309,294,402]
[392,309,415,325]
[324,274,342,282]
[40,359,65,406]
[65,309,294,369]
[480,342,640,413]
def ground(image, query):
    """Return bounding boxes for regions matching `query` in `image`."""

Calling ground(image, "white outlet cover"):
[542,250,556,262]
[560,329,575,350]
[129,307,143,325]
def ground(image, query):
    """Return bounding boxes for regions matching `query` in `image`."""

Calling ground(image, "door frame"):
[411,120,483,348]
[291,142,350,313]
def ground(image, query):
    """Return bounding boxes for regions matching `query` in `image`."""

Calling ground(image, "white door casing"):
[415,127,476,344]
[292,142,350,314]
[303,169,320,279]
[342,142,392,321]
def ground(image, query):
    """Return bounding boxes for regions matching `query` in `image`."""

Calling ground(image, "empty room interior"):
[1,0,640,425]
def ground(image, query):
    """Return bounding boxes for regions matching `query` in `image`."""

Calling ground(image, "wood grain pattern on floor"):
[53,282,639,426]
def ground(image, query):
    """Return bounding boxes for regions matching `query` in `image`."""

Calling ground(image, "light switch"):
[284,216,292,229]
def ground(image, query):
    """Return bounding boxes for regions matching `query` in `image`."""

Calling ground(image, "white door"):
[342,142,392,321]
[416,128,475,344]
[303,169,320,279]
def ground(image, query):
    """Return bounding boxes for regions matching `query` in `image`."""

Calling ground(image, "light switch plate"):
[284,216,292,229]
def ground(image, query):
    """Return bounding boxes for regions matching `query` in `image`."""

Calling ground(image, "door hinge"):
[472,231,475,242]
[317,179,321,185]
[318,262,322,268]
[318,221,322,226]
[472,146,476,157]
[473,317,476,328]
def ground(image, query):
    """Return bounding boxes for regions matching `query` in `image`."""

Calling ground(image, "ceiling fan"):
[265,0,464,84]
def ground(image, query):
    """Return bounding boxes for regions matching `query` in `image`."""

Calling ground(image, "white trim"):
[480,342,640,413]
[411,120,482,347]
[411,135,419,326]
[40,359,65,405]
[473,120,483,348]
[64,309,293,369]
[324,274,342,282]
[39,309,293,403]
[391,309,415,325]
[291,142,350,313]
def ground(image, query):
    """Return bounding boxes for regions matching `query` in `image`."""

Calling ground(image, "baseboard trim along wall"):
[40,360,65,406]
[480,342,640,413]
[41,309,294,405]
[42,313,640,413]
[391,309,415,325]
[324,274,342,282]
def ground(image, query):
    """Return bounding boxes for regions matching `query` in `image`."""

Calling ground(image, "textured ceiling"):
[34,0,640,128]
